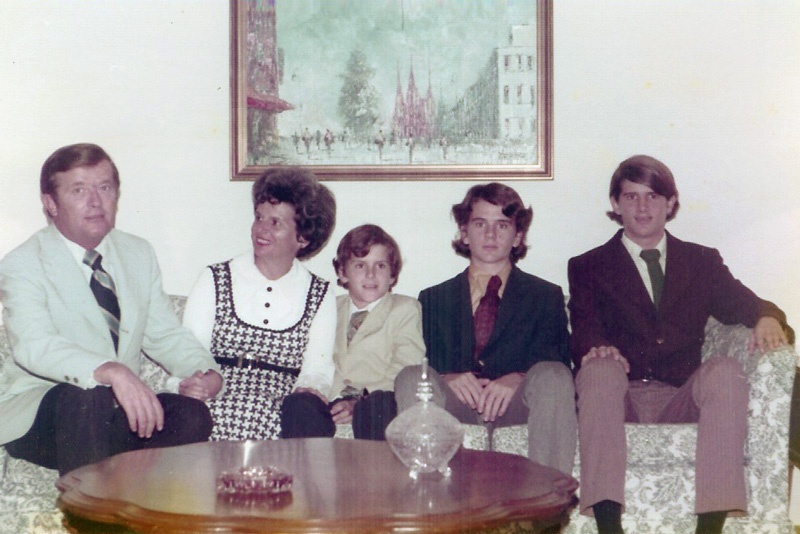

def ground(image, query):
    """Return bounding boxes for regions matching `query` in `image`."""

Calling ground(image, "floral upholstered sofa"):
[0,296,795,534]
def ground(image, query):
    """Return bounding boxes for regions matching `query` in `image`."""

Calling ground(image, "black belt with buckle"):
[214,356,300,377]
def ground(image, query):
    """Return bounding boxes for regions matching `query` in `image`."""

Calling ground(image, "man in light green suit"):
[0,143,223,475]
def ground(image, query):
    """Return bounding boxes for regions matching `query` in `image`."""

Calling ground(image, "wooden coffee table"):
[57,438,577,533]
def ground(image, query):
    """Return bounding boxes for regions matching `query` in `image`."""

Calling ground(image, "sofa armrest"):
[703,316,797,375]
[703,317,797,516]
[169,295,188,321]
[702,317,757,371]
[137,295,190,392]
[702,317,796,425]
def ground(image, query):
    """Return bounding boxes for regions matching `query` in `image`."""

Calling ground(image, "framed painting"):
[230,0,552,181]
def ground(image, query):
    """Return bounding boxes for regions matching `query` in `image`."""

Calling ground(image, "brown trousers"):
[575,356,748,516]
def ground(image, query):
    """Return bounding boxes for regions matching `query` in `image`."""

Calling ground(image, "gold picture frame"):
[230,0,552,181]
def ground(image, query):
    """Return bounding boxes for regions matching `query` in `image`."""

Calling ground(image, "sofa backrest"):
[0,295,754,387]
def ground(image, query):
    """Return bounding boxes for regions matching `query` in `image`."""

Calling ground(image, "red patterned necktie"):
[473,275,501,362]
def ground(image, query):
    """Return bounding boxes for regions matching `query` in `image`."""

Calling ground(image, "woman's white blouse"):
[183,252,337,397]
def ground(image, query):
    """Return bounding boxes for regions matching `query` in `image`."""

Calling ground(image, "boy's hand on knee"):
[478,373,524,422]
[443,372,486,410]
[330,399,357,424]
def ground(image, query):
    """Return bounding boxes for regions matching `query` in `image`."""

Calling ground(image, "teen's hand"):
[750,316,788,354]
[478,372,524,422]
[330,399,358,424]
[581,345,630,374]
[442,372,488,409]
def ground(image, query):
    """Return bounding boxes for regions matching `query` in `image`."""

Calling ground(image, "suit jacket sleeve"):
[419,281,465,374]
[529,283,572,368]
[384,298,426,381]
[703,247,788,330]
[134,241,220,379]
[0,244,109,388]
[489,272,571,376]
[567,254,611,369]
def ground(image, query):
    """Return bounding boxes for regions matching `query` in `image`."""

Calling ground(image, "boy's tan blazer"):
[330,293,425,399]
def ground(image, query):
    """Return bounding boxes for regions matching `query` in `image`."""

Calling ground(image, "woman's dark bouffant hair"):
[332,224,402,289]
[252,167,336,260]
[451,182,533,263]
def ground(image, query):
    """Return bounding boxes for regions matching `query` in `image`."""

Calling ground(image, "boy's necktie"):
[347,310,368,345]
[640,249,664,309]
[473,275,501,362]
[83,249,121,353]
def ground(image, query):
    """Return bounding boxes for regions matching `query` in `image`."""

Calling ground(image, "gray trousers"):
[394,361,577,474]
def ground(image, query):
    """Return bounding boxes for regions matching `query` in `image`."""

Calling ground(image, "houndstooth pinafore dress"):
[206,261,328,440]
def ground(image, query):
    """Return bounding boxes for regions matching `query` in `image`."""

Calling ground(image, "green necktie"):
[640,249,664,309]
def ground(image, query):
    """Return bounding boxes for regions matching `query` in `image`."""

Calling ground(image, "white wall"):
[1,0,798,330]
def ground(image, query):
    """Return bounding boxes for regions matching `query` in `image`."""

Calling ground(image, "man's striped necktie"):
[83,249,121,353]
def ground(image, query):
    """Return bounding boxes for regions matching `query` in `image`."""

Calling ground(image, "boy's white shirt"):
[348,292,387,316]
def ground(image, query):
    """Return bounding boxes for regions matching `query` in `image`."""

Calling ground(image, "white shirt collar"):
[238,254,302,284]
[620,232,666,302]
[57,228,111,269]
[621,232,666,262]
[349,292,387,316]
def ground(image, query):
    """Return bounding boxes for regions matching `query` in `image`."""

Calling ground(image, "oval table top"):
[57,438,577,533]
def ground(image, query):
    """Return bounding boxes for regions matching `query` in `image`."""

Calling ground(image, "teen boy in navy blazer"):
[395,183,576,474]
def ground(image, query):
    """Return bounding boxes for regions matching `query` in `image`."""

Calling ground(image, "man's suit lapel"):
[456,270,475,364]
[488,266,523,347]
[660,232,692,313]
[603,231,692,320]
[96,231,140,357]
[603,232,656,319]
[39,226,114,350]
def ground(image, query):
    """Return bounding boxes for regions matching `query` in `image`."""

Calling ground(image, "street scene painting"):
[230,0,552,180]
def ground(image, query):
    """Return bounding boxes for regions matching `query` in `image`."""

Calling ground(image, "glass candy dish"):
[386,358,465,479]
[216,466,293,507]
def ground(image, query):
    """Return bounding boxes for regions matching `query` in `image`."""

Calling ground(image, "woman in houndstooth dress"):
[183,168,337,440]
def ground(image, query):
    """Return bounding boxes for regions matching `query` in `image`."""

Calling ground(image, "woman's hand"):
[179,370,223,401]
